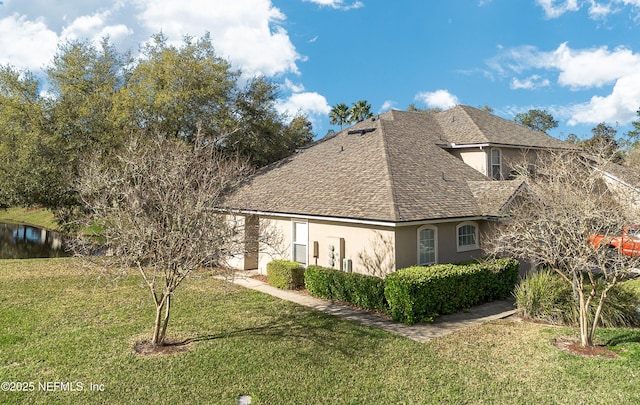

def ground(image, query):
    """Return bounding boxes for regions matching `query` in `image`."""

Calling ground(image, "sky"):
[2,0,640,141]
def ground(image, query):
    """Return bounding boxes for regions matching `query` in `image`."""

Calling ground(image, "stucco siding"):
[395,220,488,268]
[451,149,487,176]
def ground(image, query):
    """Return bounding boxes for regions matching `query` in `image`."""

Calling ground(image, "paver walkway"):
[226,271,518,343]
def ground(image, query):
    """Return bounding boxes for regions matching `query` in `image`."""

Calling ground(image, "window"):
[457,222,478,252]
[292,221,308,265]
[491,149,502,180]
[417,225,437,265]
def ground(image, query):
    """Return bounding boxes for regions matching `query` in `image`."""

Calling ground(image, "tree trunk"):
[151,294,168,346]
[577,290,592,347]
[158,293,171,345]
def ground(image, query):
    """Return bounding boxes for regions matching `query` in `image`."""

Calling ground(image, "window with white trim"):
[292,221,308,266]
[491,148,502,180]
[417,225,437,265]
[457,222,479,252]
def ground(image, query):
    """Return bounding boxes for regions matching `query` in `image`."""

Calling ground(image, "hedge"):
[304,265,389,313]
[384,258,519,324]
[266,260,306,290]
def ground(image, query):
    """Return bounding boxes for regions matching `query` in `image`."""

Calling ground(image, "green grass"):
[1,258,640,404]
[0,207,58,230]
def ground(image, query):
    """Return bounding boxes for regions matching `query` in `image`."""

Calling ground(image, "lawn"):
[0,207,58,230]
[1,258,640,404]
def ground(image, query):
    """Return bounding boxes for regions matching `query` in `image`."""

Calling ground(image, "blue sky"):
[2,1,640,140]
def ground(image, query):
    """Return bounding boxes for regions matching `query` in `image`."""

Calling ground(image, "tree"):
[514,109,558,133]
[0,65,47,207]
[48,38,129,154]
[115,33,238,141]
[580,122,624,163]
[406,104,441,113]
[0,32,312,219]
[348,100,374,123]
[73,134,277,347]
[224,76,314,167]
[329,103,350,130]
[626,108,640,147]
[488,152,640,347]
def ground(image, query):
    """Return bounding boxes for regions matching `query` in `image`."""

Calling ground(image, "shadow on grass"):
[605,330,640,346]
[177,309,395,359]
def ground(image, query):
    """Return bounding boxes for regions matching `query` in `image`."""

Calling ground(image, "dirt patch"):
[133,339,191,357]
[552,337,619,359]
[252,274,268,283]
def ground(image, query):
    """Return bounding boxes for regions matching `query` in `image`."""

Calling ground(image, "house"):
[222,105,579,275]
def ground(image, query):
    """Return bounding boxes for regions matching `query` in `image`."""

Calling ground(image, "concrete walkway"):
[227,271,518,343]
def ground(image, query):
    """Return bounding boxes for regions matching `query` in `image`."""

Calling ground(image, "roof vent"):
[347,128,376,136]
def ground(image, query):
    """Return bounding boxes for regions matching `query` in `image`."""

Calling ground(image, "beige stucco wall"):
[230,214,492,276]
[237,215,395,276]
[395,220,487,268]
[256,216,291,273]
[307,220,396,275]
[451,149,487,176]
[450,147,540,180]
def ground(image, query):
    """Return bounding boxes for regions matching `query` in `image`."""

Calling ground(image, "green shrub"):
[384,258,519,325]
[304,265,388,313]
[266,260,305,290]
[515,270,640,327]
[513,269,569,324]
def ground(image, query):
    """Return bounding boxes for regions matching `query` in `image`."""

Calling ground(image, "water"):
[0,223,68,259]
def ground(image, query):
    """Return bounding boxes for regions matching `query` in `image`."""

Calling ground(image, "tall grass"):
[515,269,640,327]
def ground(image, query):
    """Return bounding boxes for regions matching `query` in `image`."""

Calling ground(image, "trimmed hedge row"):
[304,265,389,313]
[384,258,519,324]
[266,260,305,290]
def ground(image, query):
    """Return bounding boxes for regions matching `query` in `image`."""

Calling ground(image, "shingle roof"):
[223,105,573,222]
[468,180,527,216]
[437,105,574,149]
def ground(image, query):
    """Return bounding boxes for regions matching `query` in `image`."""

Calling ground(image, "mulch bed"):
[552,337,619,359]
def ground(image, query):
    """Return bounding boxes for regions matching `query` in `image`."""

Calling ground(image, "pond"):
[0,223,69,259]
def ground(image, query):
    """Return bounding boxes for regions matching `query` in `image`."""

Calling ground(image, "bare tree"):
[72,134,274,347]
[488,152,640,347]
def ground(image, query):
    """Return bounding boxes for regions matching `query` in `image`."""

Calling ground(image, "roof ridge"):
[377,117,402,221]
[455,105,488,143]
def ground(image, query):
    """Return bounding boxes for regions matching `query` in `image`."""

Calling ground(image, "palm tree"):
[348,100,374,123]
[329,103,350,130]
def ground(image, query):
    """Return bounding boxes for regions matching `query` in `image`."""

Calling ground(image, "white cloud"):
[0,14,58,70]
[303,0,364,10]
[492,42,640,127]
[510,74,551,89]
[380,100,395,111]
[276,91,331,124]
[284,78,305,93]
[60,9,132,44]
[135,0,301,77]
[567,71,640,125]
[587,0,613,19]
[551,43,640,88]
[415,90,460,109]
[536,0,579,18]
[536,0,640,19]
